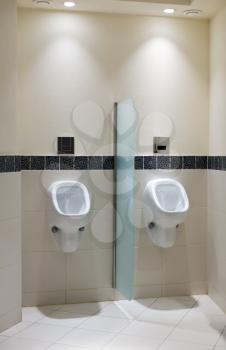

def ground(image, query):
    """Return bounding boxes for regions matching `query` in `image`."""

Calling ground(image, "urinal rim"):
[147,178,189,214]
[49,180,91,217]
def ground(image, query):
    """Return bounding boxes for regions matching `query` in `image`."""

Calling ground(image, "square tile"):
[17,323,71,342]
[103,156,114,170]
[79,315,130,333]
[45,156,59,170]
[183,156,196,169]
[22,306,62,322]
[21,156,31,170]
[89,156,103,170]
[157,156,170,169]
[74,156,88,170]
[58,328,114,348]
[15,156,21,172]
[170,156,182,169]
[60,302,108,315]
[30,156,45,170]
[60,156,74,170]
[5,156,15,172]
[159,339,213,350]
[138,308,188,326]
[122,320,173,340]
[1,321,32,336]
[144,156,156,170]
[38,311,88,328]
[0,337,50,350]
[168,326,221,346]
[135,156,143,170]
[104,334,162,350]
[0,156,5,172]
[196,156,207,169]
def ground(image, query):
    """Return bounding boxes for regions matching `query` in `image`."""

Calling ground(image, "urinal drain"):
[148,222,155,230]
[51,226,59,233]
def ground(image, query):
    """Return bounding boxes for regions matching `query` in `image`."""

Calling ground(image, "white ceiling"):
[17,0,226,19]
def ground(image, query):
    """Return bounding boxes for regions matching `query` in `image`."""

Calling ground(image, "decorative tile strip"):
[0,155,224,173]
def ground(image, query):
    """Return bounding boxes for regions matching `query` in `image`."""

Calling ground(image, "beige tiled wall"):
[135,170,207,298]
[207,171,226,312]
[0,0,22,332]
[208,5,226,312]
[18,8,210,305]
[22,170,114,306]
[21,168,208,306]
[18,9,209,156]
[0,173,21,331]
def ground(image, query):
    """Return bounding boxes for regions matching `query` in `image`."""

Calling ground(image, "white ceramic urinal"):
[143,178,189,248]
[48,181,91,253]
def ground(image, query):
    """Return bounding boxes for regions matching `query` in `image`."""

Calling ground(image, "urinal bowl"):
[143,178,189,248]
[48,181,91,253]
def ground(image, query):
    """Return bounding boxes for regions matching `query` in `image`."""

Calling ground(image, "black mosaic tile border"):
[135,156,208,170]
[0,155,225,173]
[0,156,114,173]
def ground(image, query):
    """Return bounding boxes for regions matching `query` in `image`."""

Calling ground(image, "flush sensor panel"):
[154,137,170,154]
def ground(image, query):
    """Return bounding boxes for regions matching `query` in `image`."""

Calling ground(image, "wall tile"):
[66,249,112,290]
[23,252,66,293]
[157,156,170,169]
[45,156,59,170]
[196,156,207,169]
[135,156,143,170]
[21,156,30,170]
[60,156,74,170]
[74,156,88,170]
[30,156,45,170]
[5,156,15,172]
[144,156,156,170]
[103,156,114,170]
[89,156,103,170]
[183,156,196,169]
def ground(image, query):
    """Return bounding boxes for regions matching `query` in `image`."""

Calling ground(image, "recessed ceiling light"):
[184,9,202,16]
[163,8,176,14]
[33,0,52,6]
[64,1,76,7]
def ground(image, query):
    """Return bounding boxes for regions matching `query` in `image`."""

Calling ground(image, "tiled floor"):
[0,295,226,349]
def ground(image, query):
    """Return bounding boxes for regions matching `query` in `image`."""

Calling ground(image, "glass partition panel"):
[114,98,136,300]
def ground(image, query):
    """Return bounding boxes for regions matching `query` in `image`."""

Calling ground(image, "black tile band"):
[0,156,114,173]
[0,155,225,173]
[135,156,208,170]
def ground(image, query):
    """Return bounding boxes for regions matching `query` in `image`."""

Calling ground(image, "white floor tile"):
[195,296,225,316]
[179,310,226,332]
[168,326,221,346]
[58,328,114,349]
[159,339,213,350]
[98,303,135,319]
[38,311,88,328]
[16,323,71,342]
[138,308,188,326]
[79,315,130,333]
[0,337,50,350]
[122,320,174,340]
[48,345,96,350]
[0,336,8,343]
[152,296,196,310]
[114,299,156,319]
[103,334,162,350]
[1,321,32,336]
[60,302,108,315]
[22,306,61,322]
[215,327,226,347]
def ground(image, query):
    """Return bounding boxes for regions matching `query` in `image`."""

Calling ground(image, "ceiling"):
[17,0,226,19]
